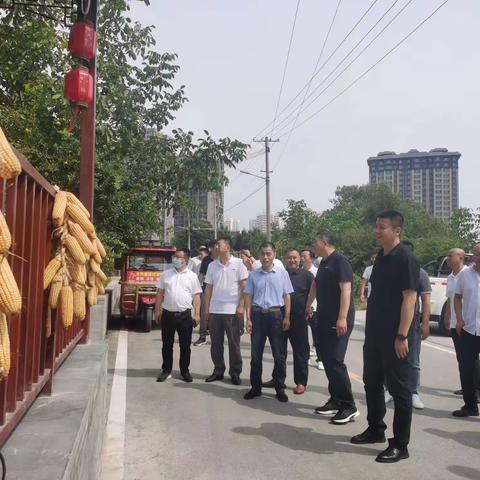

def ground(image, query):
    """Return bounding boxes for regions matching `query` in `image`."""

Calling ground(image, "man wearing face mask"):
[155,248,202,383]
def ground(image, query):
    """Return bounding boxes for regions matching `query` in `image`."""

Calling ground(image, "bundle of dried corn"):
[0,127,22,179]
[44,190,108,330]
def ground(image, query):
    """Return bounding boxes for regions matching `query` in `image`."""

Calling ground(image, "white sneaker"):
[384,390,393,403]
[317,361,325,371]
[412,393,424,410]
[309,348,316,357]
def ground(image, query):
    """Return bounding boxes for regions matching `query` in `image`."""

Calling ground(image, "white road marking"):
[101,329,128,480]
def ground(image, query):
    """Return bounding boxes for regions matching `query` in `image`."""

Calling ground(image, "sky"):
[130,0,479,229]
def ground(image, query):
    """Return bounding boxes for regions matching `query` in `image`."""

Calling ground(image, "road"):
[100,312,480,480]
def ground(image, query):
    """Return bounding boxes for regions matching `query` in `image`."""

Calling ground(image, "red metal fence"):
[0,151,85,446]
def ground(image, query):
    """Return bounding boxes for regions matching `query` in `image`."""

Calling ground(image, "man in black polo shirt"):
[306,231,358,424]
[351,210,419,464]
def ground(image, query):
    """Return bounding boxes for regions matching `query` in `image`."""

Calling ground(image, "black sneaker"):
[193,337,207,346]
[314,400,340,415]
[244,389,262,400]
[452,405,479,417]
[331,408,360,424]
[181,371,193,383]
[276,390,288,403]
[156,370,171,382]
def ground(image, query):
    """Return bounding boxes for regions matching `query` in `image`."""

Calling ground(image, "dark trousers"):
[453,329,480,410]
[317,321,355,409]
[161,309,193,373]
[363,333,412,449]
[307,314,322,360]
[198,294,209,339]
[209,313,242,377]
[407,316,421,394]
[250,309,287,392]
[283,316,309,386]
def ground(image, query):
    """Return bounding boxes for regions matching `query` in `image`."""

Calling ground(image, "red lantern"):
[68,21,96,61]
[64,66,94,107]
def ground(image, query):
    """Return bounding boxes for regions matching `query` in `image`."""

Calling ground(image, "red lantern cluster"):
[64,21,96,117]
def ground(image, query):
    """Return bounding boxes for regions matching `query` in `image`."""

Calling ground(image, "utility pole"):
[253,137,279,241]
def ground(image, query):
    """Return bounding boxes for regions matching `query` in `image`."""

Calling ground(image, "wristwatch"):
[396,334,407,341]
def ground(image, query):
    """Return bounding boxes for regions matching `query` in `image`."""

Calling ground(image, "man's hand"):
[192,313,200,327]
[282,317,290,332]
[336,317,348,337]
[235,305,244,320]
[154,308,162,324]
[456,318,465,336]
[421,323,430,340]
[394,338,409,359]
[246,319,253,334]
[305,306,313,318]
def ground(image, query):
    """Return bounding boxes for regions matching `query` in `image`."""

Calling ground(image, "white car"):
[422,254,473,335]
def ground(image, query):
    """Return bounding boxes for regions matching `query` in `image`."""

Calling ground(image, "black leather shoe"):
[231,375,241,386]
[350,428,386,445]
[205,373,224,382]
[276,389,288,403]
[156,370,171,382]
[181,371,193,383]
[375,442,409,463]
[244,389,262,400]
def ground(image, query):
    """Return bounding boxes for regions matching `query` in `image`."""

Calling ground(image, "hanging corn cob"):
[0,127,22,179]
[66,203,95,234]
[60,283,73,328]
[65,192,90,219]
[0,211,12,255]
[52,191,67,227]
[43,256,62,290]
[68,221,96,256]
[48,274,63,309]
[64,234,87,264]
[0,312,10,379]
[87,285,98,306]
[73,286,86,321]
[0,256,22,315]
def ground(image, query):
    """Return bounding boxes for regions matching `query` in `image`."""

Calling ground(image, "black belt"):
[164,309,191,317]
[252,306,282,314]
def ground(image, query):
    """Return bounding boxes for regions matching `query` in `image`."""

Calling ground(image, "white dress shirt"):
[205,257,248,314]
[253,258,285,270]
[156,268,202,312]
[446,265,468,329]
[455,265,480,336]
[362,265,374,298]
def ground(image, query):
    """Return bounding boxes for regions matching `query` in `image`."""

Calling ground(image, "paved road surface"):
[100,312,480,480]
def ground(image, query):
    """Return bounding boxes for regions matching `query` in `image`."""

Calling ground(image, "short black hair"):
[284,247,299,256]
[176,248,191,260]
[259,241,276,252]
[315,230,336,246]
[400,239,414,251]
[377,210,404,229]
[301,247,315,259]
[198,246,209,253]
[215,236,231,248]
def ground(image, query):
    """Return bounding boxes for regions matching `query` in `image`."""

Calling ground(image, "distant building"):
[368,148,460,221]
[174,189,224,232]
[224,218,240,233]
[249,212,280,233]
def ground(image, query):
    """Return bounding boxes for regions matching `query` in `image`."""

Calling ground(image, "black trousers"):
[363,332,412,449]
[161,309,193,373]
[452,329,480,410]
[209,313,242,377]
[317,321,355,409]
[283,316,309,386]
[250,309,287,392]
[307,314,322,360]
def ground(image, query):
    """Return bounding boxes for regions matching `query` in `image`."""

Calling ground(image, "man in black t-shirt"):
[306,231,358,424]
[351,210,419,464]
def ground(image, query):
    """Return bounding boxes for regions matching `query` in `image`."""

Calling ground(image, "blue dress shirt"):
[244,266,294,308]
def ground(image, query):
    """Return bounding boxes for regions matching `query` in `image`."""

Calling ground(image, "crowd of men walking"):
[154,209,480,464]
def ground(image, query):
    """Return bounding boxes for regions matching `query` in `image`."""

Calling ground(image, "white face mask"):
[172,258,183,269]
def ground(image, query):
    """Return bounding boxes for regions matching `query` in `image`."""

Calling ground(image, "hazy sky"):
[130,0,479,229]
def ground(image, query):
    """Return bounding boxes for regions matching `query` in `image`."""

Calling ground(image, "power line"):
[273,0,343,169]
[224,183,265,213]
[269,0,404,140]
[253,0,380,140]
[269,0,302,136]
[274,0,451,139]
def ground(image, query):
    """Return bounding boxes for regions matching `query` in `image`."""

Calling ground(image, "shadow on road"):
[447,465,480,480]
[425,428,480,450]
[231,422,376,457]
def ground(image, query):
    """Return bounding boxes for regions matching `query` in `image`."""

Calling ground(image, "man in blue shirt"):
[243,242,294,402]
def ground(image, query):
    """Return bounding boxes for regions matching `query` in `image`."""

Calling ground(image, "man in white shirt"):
[240,247,285,272]
[360,254,377,303]
[204,238,248,385]
[188,245,208,275]
[154,248,202,383]
[453,243,480,417]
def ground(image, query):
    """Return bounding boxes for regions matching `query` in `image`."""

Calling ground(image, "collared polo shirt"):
[446,265,469,329]
[156,268,202,312]
[288,268,314,320]
[252,258,285,270]
[316,250,355,327]
[244,266,294,309]
[205,257,248,314]
[366,243,419,337]
[455,265,480,336]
